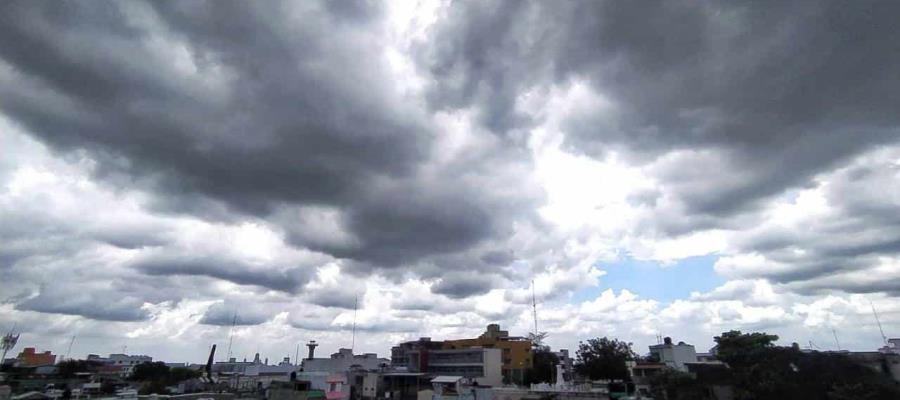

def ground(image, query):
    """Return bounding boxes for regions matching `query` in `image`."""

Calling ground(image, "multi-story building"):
[391,337,445,369]
[648,337,697,372]
[16,348,56,366]
[442,324,532,384]
[302,348,388,373]
[86,353,152,377]
[552,349,574,381]
[425,348,502,387]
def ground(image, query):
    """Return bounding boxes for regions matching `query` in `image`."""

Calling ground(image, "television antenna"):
[532,280,538,338]
[870,300,888,345]
[226,312,237,361]
[1,324,19,364]
[527,280,548,349]
[65,336,76,361]
[351,295,358,352]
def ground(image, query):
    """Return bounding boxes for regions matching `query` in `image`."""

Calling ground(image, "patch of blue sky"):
[572,254,725,305]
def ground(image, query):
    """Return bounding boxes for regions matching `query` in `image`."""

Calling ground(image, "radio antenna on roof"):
[870,300,888,345]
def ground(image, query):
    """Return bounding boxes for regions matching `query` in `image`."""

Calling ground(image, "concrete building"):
[15,348,56,367]
[648,337,697,372]
[626,361,665,398]
[86,353,152,377]
[405,348,502,387]
[325,374,348,400]
[392,338,446,369]
[302,349,388,373]
[348,371,431,400]
[847,351,900,383]
[879,338,900,354]
[267,380,325,400]
[552,349,574,382]
[442,325,533,384]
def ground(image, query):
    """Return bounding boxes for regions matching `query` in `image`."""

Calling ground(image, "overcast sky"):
[2,0,899,363]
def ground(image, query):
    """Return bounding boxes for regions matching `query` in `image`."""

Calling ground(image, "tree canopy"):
[701,331,900,400]
[130,362,201,391]
[524,349,559,385]
[574,337,636,380]
[713,330,778,366]
[130,362,170,382]
[57,360,103,378]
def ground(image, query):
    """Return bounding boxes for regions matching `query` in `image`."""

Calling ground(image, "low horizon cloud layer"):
[1,0,899,363]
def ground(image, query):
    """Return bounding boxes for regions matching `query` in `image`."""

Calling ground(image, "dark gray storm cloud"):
[420,0,900,217]
[200,301,274,326]
[431,272,496,298]
[132,255,312,293]
[304,289,359,310]
[15,287,150,322]
[0,0,536,279]
[725,153,900,293]
[2,0,900,329]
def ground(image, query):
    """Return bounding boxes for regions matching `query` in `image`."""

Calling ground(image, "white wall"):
[480,348,503,387]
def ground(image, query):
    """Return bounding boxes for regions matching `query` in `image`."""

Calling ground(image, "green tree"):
[100,381,117,395]
[138,380,170,395]
[713,330,778,366]
[574,337,636,380]
[524,349,559,385]
[649,369,710,400]
[168,367,201,384]
[709,331,900,400]
[130,362,170,382]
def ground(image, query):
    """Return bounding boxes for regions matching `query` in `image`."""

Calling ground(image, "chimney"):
[306,340,318,360]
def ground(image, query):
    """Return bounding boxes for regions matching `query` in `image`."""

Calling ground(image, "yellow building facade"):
[442,324,533,384]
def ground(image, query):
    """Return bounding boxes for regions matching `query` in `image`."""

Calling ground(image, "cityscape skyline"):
[1,0,899,372]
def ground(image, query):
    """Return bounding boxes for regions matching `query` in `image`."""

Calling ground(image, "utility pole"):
[351,295,358,352]
[532,280,538,338]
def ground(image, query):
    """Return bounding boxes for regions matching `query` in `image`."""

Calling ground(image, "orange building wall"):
[17,347,57,366]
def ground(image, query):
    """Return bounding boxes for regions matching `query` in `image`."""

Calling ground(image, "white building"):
[417,348,503,387]
[879,338,900,354]
[552,349,574,381]
[301,349,388,373]
[648,338,697,372]
[86,353,152,377]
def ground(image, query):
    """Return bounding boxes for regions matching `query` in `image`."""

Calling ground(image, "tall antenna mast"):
[832,328,841,351]
[532,280,538,338]
[226,312,237,361]
[65,336,76,361]
[351,295,358,352]
[870,300,888,345]
[295,343,300,366]
[1,324,19,365]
